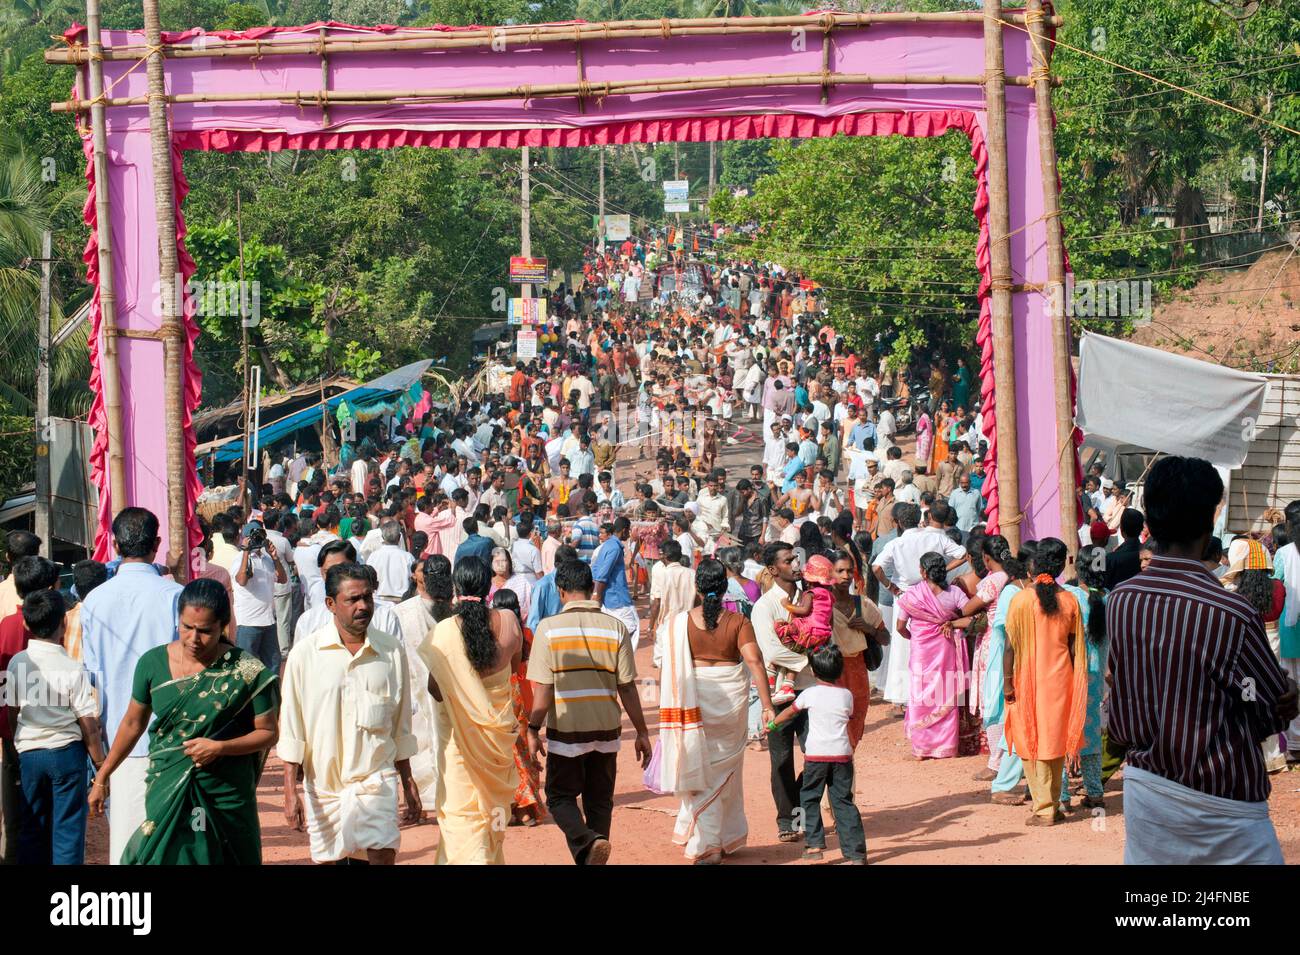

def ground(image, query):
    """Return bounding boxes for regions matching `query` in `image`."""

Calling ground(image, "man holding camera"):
[231,521,288,672]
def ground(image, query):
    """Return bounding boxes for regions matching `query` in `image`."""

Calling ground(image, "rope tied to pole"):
[994,429,1079,533]
[821,12,836,33]
[1027,65,1051,89]
[660,18,672,40]
[990,209,1062,246]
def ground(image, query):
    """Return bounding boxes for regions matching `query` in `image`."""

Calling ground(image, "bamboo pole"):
[85,0,129,522]
[51,70,1056,113]
[143,0,189,580]
[1026,0,1077,556]
[46,12,1062,63]
[982,0,1021,552]
[319,24,330,127]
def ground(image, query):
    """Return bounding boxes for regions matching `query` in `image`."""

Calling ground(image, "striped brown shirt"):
[1107,555,1290,803]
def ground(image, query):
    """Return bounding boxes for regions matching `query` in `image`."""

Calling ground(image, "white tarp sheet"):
[1075,332,1269,468]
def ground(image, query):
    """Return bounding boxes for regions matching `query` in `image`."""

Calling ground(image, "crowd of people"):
[0,230,1297,866]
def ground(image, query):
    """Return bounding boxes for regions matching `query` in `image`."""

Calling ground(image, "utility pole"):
[521,145,533,302]
[598,146,606,255]
[1256,91,1272,233]
[674,142,682,243]
[236,191,257,510]
[35,229,52,558]
[708,141,715,200]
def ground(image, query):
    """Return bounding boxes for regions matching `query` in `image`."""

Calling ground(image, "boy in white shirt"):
[8,590,104,864]
[767,644,865,864]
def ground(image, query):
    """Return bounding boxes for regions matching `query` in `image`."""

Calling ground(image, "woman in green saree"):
[89,578,279,864]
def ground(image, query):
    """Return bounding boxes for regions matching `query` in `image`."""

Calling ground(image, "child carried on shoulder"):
[770,554,836,704]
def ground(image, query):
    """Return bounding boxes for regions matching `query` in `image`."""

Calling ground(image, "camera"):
[242,525,267,552]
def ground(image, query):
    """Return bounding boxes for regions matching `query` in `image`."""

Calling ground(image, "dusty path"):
[86,412,1300,864]
[247,629,1300,865]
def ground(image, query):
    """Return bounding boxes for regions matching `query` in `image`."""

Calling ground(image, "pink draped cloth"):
[896,581,970,759]
[915,413,933,470]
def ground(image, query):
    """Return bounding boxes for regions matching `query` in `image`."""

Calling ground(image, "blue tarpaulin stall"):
[202,360,432,463]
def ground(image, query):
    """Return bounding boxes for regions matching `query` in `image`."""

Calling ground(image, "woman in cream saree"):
[658,560,773,864]
[419,556,521,865]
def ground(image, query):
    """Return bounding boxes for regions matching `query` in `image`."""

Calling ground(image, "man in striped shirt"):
[1108,456,1299,864]
[526,559,651,865]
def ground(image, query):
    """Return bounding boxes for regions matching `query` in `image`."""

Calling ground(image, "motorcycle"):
[880,395,915,435]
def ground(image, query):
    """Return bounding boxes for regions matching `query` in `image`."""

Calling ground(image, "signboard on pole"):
[664,201,690,213]
[509,255,549,284]
[663,180,689,202]
[516,328,538,359]
[508,297,548,325]
[604,214,631,241]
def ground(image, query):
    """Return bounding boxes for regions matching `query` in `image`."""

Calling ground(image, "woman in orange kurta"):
[1002,537,1088,826]
[929,400,952,476]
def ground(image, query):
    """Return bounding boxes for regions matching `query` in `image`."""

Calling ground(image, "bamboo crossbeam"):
[45,12,1062,64]
[50,70,1057,113]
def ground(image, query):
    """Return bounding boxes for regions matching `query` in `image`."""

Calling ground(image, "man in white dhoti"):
[279,562,423,864]
[394,556,452,809]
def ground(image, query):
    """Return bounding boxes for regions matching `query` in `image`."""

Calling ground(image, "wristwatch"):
[527,722,543,733]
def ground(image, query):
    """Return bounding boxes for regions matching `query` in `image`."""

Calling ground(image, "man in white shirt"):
[571,372,594,419]
[894,470,921,506]
[880,446,909,487]
[9,590,103,864]
[510,514,544,581]
[439,460,464,498]
[480,471,508,515]
[350,453,370,496]
[871,503,966,709]
[749,541,815,841]
[279,562,421,864]
[694,472,732,537]
[264,511,298,666]
[764,419,789,485]
[367,520,415,606]
[568,435,596,480]
[230,521,289,673]
[294,540,401,646]
[876,404,896,454]
[295,507,341,610]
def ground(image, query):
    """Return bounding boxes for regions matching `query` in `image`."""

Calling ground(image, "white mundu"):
[278,622,417,863]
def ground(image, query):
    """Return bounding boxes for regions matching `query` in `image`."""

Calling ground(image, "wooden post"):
[1026,0,1078,554]
[319,25,331,127]
[982,0,1021,551]
[85,0,129,522]
[35,230,52,557]
[143,0,189,580]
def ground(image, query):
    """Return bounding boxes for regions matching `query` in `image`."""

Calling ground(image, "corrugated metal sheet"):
[1227,374,1300,533]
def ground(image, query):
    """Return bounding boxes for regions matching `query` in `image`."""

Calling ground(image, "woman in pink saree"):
[894,551,971,759]
[914,411,933,472]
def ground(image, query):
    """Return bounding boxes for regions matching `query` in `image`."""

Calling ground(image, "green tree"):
[0,131,87,417]
[712,132,981,369]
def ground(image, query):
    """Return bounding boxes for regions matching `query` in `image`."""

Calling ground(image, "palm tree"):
[0,131,87,417]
